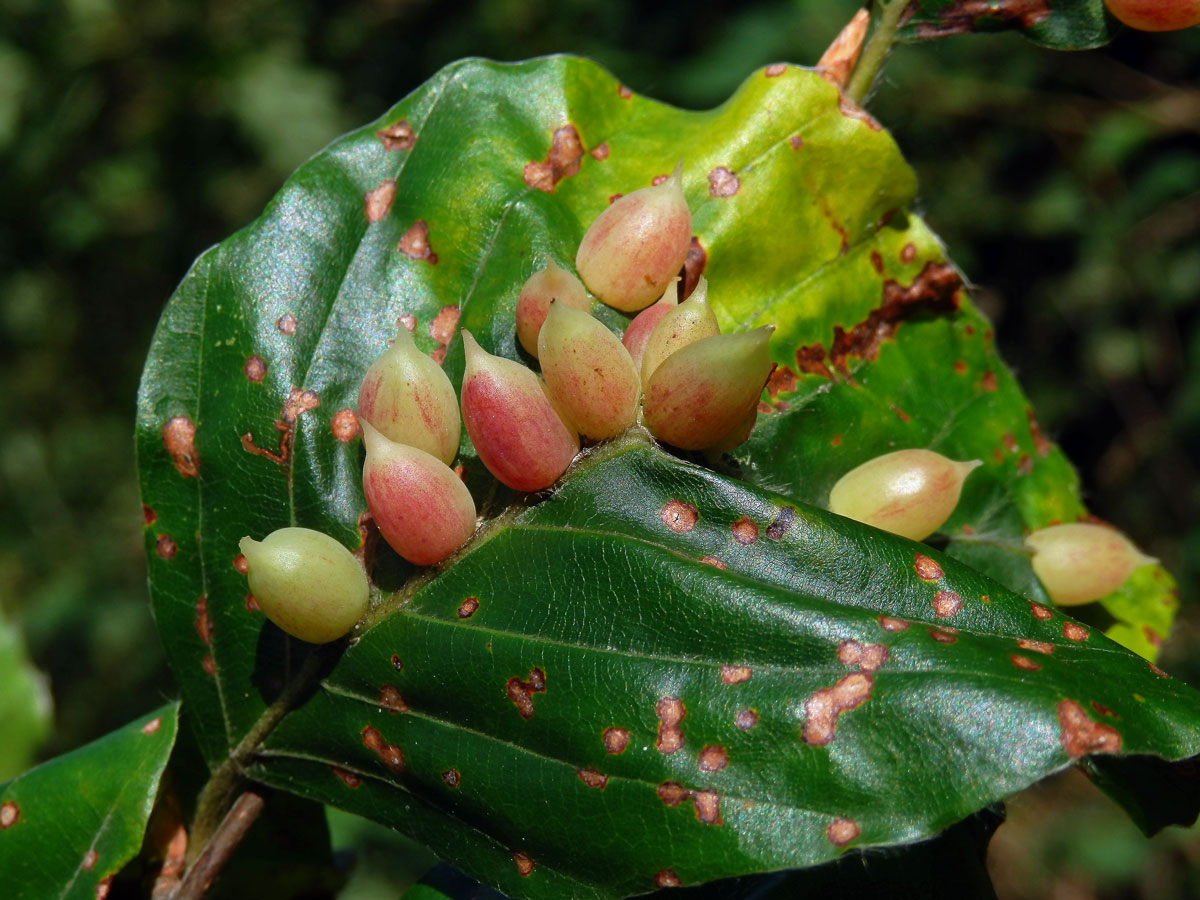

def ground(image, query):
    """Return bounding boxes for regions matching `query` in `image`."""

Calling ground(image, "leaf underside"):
[0,704,179,900]
[135,56,1197,898]
[897,0,1114,50]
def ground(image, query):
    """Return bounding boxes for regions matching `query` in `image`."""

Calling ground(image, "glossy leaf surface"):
[135,55,1195,897]
[0,704,179,899]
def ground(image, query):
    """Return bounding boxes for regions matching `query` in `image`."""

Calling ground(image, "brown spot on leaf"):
[429,305,459,348]
[803,672,873,746]
[655,870,682,889]
[831,434,842,447]
[507,668,547,720]
[900,243,917,264]
[242,387,320,464]
[398,220,437,264]
[721,665,752,685]
[590,142,609,161]
[96,877,113,900]
[364,179,397,223]
[692,789,723,825]
[603,727,630,754]
[699,556,725,569]
[913,553,943,581]
[142,504,156,526]
[608,193,623,204]
[953,359,967,375]
[1149,662,1170,678]
[1017,453,1033,475]
[523,125,586,193]
[1011,655,1041,671]
[376,119,416,151]
[837,92,881,130]
[458,596,479,619]
[869,250,884,274]
[731,516,758,545]
[680,236,707,299]
[162,416,200,478]
[141,717,162,736]
[837,640,890,672]
[932,590,963,618]
[276,313,297,335]
[330,408,360,443]
[736,708,758,730]
[362,725,405,773]
[929,628,957,644]
[981,371,998,392]
[201,654,216,676]
[656,696,686,754]
[879,615,909,632]
[790,135,805,152]
[1143,625,1163,647]
[390,655,403,671]
[232,553,248,575]
[576,767,608,789]
[1,801,19,829]
[707,166,739,198]
[1091,701,1116,717]
[698,745,728,772]
[513,852,535,877]
[397,314,417,333]
[916,0,1050,38]
[651,173,670,187]
[332,767,362,788]
[244,593,259,612]
[829,262,963,373]
[194,597,213,645]
[1030,601,1054,621]
[82,848,98,870]
[156,535,177,560]
[659,783,692,808]
[765,366,797,400]
[764,63,787,77]
[1018,639,1054,655]
[618,84,633,99]
[766,506,796,540]
[377,685,409,713]
[441,769,460,788]
[660,500,698,533]
[794,343,833,379]
[1063,623,1089,642]
[826,817,861,846]
[1058,698,1121,757]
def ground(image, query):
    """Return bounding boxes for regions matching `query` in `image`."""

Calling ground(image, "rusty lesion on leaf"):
[721,665,752,685]
[513,851,535,877]
[331,409,360,443]
[837,640,889,672]
[241,387,320,464]
[879,615,909,632]
[398,220,438,264]
[698,745,728,772]
[1029,601,1054,621]
[507,668,546,719]
[427,305,459,365]
[0,801,19,829]
[803,673,873,746]
[680,236,707,300]
[377,685,409,713]
[576,767,608,789]
[365,179,397,223]
[655,869,682,888]
[156,535,177,560]
[913,553,944,581]
[736,708,758,730]
[376,119,416,151]
[361,725,405,773]
[441,769,460,788]
[331,767,362,788]
[915,0,1050,38]
[707,166,739,198]
[1063,622,1089,642]
[1058,699,1121,757]
[826,817,861,846]
[603,727,630,754]
[932,590,963,618]
[692,789,723,825]
[730,516,758,545]
[194,596,213,645]
[162,415,200,477]
[457,596,479,619]
[656,696,686,753]
[523,125,586,193]
[1018,638,1054,655]
[660,500,698,533]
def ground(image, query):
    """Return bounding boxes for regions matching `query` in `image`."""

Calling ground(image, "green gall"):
[539,301,640,441]
[1026,522,1156,607]
[238,527,369,644]
[828,449,981,541]
[575,164,692,312]
[639,275,720,384]
[514,259,591,359]
[357,323,461,464]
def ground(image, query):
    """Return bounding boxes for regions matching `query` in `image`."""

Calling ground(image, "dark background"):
[1,1,1197,896]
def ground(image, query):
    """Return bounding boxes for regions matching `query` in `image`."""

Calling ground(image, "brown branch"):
[171,791,266,900]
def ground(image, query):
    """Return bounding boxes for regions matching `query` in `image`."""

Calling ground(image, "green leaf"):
[896,0,1115,50]
[0,608,51,780]
[0,704,179,899]
[135,55,1195,896]
[245,439,1200,899]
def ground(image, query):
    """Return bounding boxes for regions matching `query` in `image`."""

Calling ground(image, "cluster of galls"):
[237,171,1153,646]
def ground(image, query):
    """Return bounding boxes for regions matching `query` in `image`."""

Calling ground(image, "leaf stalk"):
[846,0,910,104]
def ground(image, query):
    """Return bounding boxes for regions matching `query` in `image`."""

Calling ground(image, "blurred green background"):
[0,1,1197,896]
